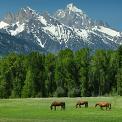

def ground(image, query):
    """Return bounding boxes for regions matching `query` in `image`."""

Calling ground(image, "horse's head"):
[61,102,65,110]
[95,103,98,107]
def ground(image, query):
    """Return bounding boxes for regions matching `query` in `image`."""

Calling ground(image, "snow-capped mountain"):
[0,3,122,55]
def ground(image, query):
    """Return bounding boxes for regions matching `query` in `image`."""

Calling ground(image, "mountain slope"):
[0,32,46,56]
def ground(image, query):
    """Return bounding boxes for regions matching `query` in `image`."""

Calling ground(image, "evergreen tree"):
[45,53,56,97]
[75,48,91,96]
[22,69,34,97]
[117,68,122,96]
[11,55,25,98]
[23,52,46,97]
[0,58,13,98]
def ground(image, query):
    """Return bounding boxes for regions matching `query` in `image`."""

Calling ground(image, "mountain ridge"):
[0,3,122,55]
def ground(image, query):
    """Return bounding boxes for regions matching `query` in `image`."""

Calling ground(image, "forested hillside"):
[0,46,122,98]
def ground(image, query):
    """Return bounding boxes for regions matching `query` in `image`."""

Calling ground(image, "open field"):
[0,97,122,122]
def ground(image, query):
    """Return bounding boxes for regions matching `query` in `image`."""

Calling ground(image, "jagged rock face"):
[4,7,39,24]
[0,3,122,55]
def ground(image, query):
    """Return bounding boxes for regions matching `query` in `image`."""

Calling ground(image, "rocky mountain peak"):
[21,6,37,16]
[66,3,83,14]
[54,3,93,29]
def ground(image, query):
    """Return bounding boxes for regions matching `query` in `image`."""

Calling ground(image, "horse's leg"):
[61,106,62,110]
[101,106,103,110]
[107,104,109,110]
[80,105,81,108]
[62,105,64,110]
[55,106,56,111]
[63,105,65,110]
[109,104,111,110]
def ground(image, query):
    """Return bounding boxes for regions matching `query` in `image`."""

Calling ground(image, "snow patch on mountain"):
[42,24,71,43]
[0,21,9,29]
[55,10,66,18]
[9,22,25,36]
[74,28,89,39]
[33,34,46,48]
[37,16,48,26]
[93,26,120,37]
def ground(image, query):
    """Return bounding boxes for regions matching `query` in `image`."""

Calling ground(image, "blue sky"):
[0,0,122,31]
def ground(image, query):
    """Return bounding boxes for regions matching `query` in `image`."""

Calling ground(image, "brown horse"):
[95,102,111,110]
[76,100,88,108]
[50,101,65,110]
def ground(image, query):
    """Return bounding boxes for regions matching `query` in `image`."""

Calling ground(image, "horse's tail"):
[109,103,111,109]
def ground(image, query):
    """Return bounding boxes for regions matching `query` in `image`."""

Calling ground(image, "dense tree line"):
[0,46,122,98]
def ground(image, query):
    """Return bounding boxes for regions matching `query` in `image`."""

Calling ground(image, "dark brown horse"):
[95,102,111,110]
[76,100,88,108]
[50,101,65,110]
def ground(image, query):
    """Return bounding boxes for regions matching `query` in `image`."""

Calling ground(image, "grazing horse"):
[50,101,65,110]
[76,100,88,108]
[95,102,111,110]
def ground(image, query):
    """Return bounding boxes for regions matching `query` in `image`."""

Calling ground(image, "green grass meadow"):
[0,97,122,122]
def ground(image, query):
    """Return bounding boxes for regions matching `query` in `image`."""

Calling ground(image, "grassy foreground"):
[0,97,122,122]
